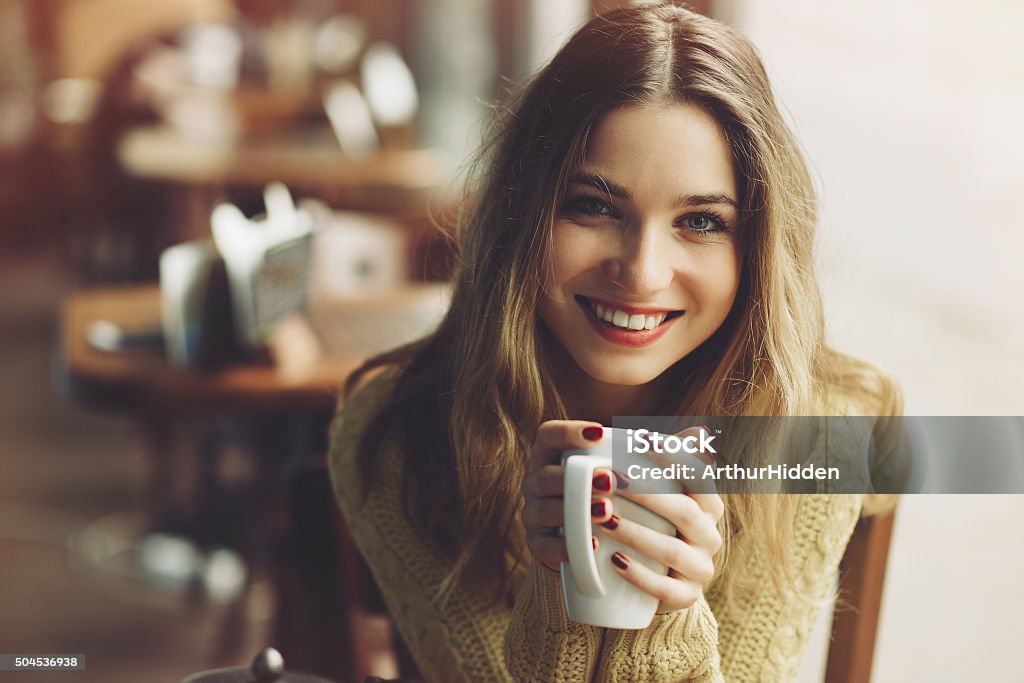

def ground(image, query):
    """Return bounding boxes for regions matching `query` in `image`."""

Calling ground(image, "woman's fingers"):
[617,491,722,548]
[523,492,615,530]
[526,531,570,568]
[530,420,603,468]
[685,492,725,521]
[635,425,713,471]
[523,465,566,498]
[608,550,702,611]
[597,512,716,584]
[520,496,565,530]
[523,423,722,609]
[525,420,609,572]
[523,466,618,515]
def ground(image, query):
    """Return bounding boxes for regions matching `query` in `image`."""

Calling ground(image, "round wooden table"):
[118,124,449,214]
[60,284,346,415]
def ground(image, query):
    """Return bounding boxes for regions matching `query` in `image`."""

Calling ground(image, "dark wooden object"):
[826,511,897,683]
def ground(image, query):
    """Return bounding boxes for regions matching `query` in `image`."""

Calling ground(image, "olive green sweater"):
[329,375,865,682]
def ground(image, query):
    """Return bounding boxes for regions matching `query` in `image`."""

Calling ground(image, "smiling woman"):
[540,103,741,400]
[329,2,901,682]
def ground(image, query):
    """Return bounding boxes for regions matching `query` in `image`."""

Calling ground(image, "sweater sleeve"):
[710,494,863,682]
[505,563,724,682]
[502,561,602,681]
[591,597,724,682]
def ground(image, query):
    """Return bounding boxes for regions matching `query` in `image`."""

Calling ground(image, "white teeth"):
[587,300,670,331]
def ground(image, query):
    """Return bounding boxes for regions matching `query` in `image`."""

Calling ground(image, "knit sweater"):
[328,373,866,682]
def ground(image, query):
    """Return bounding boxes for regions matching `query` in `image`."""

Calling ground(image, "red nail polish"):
[582,426,603,441]
[592,537,598,551]
[599,515,619,530]
[611,552,629,570]
[593,471,612,492]
[591,500,607,518]
[613,470,630,490]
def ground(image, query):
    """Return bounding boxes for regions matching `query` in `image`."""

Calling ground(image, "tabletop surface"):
[117,125,448,211]
[59,284,448,416]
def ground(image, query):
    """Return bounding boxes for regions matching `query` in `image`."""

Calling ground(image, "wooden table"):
[118,124,448,214]
[56,282,389,537]
[115,125,457,280]
[57,282,448,678]
[59,283,450,415]
[60,284,349,415]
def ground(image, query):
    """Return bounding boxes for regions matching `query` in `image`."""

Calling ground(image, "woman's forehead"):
[577,103,738,205]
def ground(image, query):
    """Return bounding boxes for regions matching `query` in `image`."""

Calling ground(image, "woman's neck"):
[550,352,677,425]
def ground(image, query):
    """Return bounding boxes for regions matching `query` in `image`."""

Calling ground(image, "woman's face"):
[539,102,742,388]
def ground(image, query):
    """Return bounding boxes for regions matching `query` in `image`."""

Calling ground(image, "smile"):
[575,296,684,347]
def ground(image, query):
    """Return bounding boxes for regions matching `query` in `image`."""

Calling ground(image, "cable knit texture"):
[329,373,864,682]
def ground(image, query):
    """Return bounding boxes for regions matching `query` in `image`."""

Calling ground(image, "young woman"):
[329,3,900,681]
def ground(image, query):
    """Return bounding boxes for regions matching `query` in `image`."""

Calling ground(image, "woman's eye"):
[565,195,614,217]
[681,213,725,233]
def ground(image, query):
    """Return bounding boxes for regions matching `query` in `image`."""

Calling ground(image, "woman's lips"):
[581,296,681,316]
[576,296,683,348]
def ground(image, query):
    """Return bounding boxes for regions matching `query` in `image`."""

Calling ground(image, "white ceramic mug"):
[560,426,677,629]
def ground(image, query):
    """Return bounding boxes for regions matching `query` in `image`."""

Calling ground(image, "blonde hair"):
[344,2,901,606]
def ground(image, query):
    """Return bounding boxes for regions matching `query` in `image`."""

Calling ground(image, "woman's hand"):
[522,422,724,613]
[522,420,605,571]
[593,426,724,612]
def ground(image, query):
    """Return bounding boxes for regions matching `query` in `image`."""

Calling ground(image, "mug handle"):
[563,453,609,597]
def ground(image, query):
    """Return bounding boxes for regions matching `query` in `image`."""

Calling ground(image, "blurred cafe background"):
[0,0,1021,681]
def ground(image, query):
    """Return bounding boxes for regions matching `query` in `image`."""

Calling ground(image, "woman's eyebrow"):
[570,172,629,198]
[679,193,737,209]
[570,172,736,208]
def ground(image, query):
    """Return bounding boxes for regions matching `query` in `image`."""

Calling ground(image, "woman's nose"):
[603,227,674,296]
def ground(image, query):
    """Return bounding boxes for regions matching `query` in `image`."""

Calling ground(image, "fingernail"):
[583,426,603,441]
[611,552,629,570]
[592,536,598,551]
[612,470,630,490]
[591,500,607,518]
[599,515,619,530]
[593,471,612,492]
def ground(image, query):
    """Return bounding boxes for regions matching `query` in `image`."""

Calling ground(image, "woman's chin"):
[577,362,670,389]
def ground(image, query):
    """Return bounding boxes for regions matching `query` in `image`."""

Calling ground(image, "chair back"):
[826,511,896,683]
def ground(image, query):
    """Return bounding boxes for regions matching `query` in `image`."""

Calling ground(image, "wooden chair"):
[826,511,897,683]
[273,455,423,683]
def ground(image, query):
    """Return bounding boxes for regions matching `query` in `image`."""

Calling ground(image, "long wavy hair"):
[341,2,900,606]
